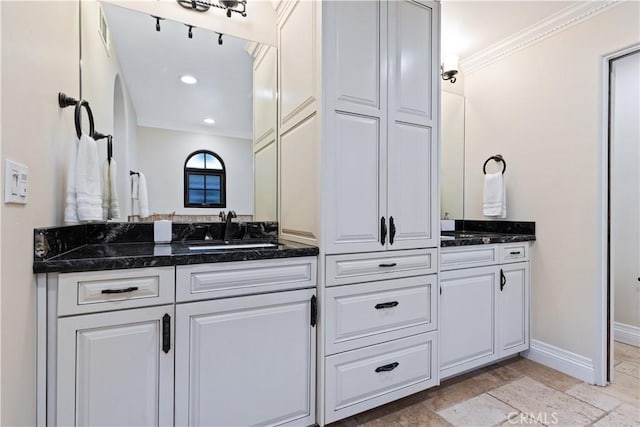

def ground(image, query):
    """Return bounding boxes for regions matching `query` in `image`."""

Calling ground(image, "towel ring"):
[74,100,95,139]
[483,155,506,175]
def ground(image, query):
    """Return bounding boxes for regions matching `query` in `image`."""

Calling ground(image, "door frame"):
[596,43,640,387]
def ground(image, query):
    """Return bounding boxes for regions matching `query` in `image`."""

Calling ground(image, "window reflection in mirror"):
[80,0,277,222]
[441,91,465,220]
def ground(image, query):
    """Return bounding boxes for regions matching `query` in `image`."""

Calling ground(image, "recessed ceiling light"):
[203,118,216,125]
[180,74,198,85]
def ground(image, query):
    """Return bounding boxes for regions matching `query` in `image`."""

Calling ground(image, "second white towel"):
[483,172,506,218]
[101,159,120,220]
[131,172,149,218]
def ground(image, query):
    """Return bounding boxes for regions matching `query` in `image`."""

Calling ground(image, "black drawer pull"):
[379,263,397,268]
[509,251,521,255]
[162,314,171,354]
[375,362,399,373]
[375,301,399,309]
[101,286,139,294]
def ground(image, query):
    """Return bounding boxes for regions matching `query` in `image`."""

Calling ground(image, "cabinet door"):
[175,289,316,427]
[499,262,530,356]
[386,0,439,250]
[324,0,388,254]
[440,266,497,378]
[57,305,174,427]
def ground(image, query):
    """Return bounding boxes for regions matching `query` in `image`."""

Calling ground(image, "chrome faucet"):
[224,210,237,242]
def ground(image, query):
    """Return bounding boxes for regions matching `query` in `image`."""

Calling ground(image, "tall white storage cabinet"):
[276,1,440,424]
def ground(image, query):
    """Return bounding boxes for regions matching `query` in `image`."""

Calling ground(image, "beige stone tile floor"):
[328,342,639,427]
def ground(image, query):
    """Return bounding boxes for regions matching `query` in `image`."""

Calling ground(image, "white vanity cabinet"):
[52,267,175,427]
[57,305,174,427]
[439,244,530,379]
[174,258,318,427]
[174,288,316,427]
[323,250,439,424]
[38,257,318,427]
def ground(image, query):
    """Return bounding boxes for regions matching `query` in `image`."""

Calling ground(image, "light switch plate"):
[4,159,29,204]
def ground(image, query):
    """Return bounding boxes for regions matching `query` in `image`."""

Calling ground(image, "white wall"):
[136,126,253,216]
[463,2,640,362]
[1,1,79,424]
[611,51,640,330]
[82,0,139,218]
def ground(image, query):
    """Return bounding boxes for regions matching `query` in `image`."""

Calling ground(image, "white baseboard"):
[614,322,640,347]
[522,340,595,384]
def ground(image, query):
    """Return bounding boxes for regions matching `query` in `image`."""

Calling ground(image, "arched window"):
[184,150,226,208]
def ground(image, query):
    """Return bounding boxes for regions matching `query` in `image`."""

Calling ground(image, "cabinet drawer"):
[176,257,316,302]
[500,243,529,263]
[325,332,438,424]
[57,267,175,316]
[326,249,436,287]
[440,246,498,271]
[326,276,437,354]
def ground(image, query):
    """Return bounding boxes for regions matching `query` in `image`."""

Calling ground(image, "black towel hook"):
[483,154,506,175]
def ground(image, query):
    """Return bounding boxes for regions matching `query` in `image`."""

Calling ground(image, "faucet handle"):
[219,211,226,222]
[229,210,237,219]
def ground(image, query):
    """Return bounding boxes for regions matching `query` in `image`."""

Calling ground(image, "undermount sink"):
[187,243,278,250]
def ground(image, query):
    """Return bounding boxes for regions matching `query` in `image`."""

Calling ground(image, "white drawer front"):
[176,257,317,302]
[326,276,437,354]
[326,249,436,287]
[325,332,438,424]
[58,267,175,316]
[500,243,529,263]
[440,246,498,271]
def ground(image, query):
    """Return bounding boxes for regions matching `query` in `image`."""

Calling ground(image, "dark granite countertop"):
[440,231,536,247]
[33,239,319,274]
[440,220,536,247]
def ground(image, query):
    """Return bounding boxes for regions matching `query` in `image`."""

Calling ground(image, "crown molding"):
[461,1,621,74]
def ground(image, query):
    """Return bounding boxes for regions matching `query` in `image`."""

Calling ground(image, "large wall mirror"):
[440,91,465,219]
[80,0,277,222]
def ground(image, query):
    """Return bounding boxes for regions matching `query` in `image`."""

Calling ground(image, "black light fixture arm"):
[177,0,247,18]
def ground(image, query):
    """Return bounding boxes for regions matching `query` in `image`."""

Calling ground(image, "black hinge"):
[162,314,171,353]
[310,295,317,327]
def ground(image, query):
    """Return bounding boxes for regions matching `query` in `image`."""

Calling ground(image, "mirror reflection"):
[80,1,277,222]
[440,91,465,219]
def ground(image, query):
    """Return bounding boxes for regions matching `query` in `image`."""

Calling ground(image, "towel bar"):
[483,154,506,175]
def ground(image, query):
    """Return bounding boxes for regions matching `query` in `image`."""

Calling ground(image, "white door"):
[611,50,640,347]
[499,262,530,355]
[175,289,316,427]
[386,0,439,250]
[324,0,389,254]
[440,266,497,378]
[57,305,174,427]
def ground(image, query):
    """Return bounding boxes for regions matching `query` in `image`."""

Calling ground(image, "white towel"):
[64,137,79,223]
[483,172,507,218]
[131,172,149,218]
[75,133,103,221]
[101,159,121,220]
[138,173,149,218]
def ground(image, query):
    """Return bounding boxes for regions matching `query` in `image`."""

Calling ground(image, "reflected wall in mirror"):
[80,0,277,222]
[440,91,465,219]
